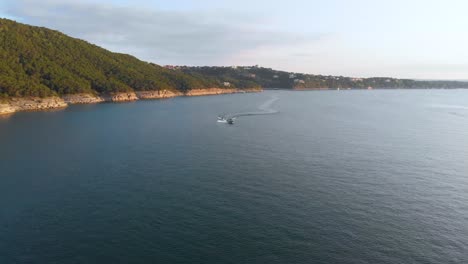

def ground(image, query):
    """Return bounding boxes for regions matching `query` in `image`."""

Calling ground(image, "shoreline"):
[0,88,262,115]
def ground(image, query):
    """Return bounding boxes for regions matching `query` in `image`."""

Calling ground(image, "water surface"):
[1,90,468,263]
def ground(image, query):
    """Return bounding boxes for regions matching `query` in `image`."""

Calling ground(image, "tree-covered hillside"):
[0,18,225,98]
[180,66,468,89]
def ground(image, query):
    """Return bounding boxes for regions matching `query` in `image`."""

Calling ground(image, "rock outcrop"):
[62,94,105,104]
[136,90,183,99]
[0,103,16,115]
[185,88,239,96]
[102,92,139,102]
[0,97,67,115]
[0,88,263,115]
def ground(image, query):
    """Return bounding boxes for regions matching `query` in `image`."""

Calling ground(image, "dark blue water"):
[1,90,468,263]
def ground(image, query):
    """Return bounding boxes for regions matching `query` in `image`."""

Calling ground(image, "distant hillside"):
[1,18,468,99]
[179,66,468,90]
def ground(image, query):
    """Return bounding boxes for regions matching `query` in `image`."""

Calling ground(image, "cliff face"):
[102,93,139,102]
[136,90,183,99]
[61,90,184,103]
[0,103,16,115]
[0,97,68,115]
[185,88,239,96]
[0,88,263,115]
[184,87,262,96]
[62,94,105,104]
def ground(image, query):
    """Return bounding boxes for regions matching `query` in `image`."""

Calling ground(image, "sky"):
[1,0,468,79]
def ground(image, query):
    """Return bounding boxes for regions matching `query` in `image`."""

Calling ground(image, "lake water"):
[1,90,468,263]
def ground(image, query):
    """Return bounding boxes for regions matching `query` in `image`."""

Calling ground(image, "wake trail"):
[429,104,468,110]
[225,95,279,120]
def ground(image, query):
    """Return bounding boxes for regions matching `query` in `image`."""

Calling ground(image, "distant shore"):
[0,88,263,115]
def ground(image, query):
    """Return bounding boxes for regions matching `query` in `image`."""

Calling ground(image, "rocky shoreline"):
[0,88,262,115]
[0,97,68,115]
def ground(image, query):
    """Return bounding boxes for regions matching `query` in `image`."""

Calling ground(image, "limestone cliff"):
[0,103,16,115]
[102,93,139,102]
[1,88,263,115]
[136,90,183,99]
[62,94,105,104]
[0,97,67,115]
[185,88,239,96]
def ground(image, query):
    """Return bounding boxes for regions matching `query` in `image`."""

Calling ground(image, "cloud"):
[3,0,323,65]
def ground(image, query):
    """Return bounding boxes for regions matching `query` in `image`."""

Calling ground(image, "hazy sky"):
[1,0,467,79]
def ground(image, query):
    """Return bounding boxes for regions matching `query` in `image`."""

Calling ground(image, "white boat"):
[217,115,234,124]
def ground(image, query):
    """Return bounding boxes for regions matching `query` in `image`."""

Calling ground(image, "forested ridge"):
[181,66,468,90]
[1,18,468,99]
[0,18,225,98]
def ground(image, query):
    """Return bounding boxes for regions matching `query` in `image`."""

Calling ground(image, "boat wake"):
[218,95,279,123]
[430,104,468,110]
[429,104,468,118]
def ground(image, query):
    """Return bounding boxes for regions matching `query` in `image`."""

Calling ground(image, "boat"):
[218,115,234,124]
